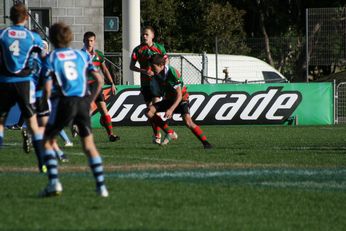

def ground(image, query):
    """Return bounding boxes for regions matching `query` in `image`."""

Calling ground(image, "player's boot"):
[71,125,79,138]
[152,133,161,145]
[57,154,69,163]
[39,181,63,197]
[64,141,73,147]
[96,186,109,198]
[109,134,120,142]
[202,141,213,149]
[22,129,32,153]
[161,132,178,146]
[40,164,48,174]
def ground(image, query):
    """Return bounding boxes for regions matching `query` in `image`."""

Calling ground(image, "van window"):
[262,71,285,83]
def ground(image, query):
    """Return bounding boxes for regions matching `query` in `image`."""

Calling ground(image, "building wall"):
[27,0,104,50]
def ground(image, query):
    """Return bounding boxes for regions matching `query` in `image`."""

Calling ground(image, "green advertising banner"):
[92,82,333,127]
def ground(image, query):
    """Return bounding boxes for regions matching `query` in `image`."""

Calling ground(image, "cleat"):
[203,141,213,149]
[170,131,178,140]
[109,134,120,142]
[71,125,79,138]
[152,133,161,144]
[64,141,73,147]
[39,182,63,197]
[7,124,22,130]
[40,165,48,173]
[96,186,109,198]
[22,129,32,153]
[57,154,69,163]
[160,132,178,146]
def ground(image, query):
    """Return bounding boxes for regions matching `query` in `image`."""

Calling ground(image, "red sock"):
[101,114,113,136]
[192,126,207,142]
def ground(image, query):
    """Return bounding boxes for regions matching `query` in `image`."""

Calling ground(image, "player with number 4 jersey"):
[0,3,46,173]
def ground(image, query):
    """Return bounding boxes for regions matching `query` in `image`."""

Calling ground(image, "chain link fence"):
[105,53,205,85]
[307,7,346,73]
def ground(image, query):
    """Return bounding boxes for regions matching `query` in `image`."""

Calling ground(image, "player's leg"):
[182,113,212,149]
[0,116,5,147]
[59,129,73,147]
[39,137,63,197]
[0,83,16,147]
[39,98,76,197]
[146,101,177,145]
[16,82,46,171]
[97,100,120,142]
[77,98,108,197]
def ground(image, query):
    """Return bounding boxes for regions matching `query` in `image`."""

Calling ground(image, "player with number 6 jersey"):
[39,22,109,198]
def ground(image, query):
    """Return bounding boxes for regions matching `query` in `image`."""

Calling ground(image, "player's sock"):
[59,130,71,144]
[45,149,59,185]
[152,115,172,134]
[32,133,45,170]
[191,126,208,143]
[101,114,113,136]
[153,125,161,136]
[89,156,106,190]
[163,122,174,135]
[0,131,4,147]
[55,149,64,159]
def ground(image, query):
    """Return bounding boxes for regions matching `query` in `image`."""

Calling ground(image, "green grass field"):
[0,125,346,230]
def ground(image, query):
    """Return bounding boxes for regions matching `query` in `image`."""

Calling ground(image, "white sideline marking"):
[259,181,346,189]
[107,169,346,179]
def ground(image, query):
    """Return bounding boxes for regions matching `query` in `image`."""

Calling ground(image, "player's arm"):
[165,86,182,119]
[130,56,154,76]
[101,62,116,95]
[89,70,104,102]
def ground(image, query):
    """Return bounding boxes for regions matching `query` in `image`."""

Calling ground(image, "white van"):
[205,54,287,84]
[169,53,288,84]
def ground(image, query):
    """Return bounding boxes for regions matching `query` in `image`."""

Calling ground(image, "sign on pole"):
[104,16,119,32]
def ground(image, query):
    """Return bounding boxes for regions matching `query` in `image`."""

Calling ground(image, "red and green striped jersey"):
[131,42,167,86]
[81,48,105,83]
[157,65,189,101]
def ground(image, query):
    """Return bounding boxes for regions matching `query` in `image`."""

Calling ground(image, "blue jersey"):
[0,25,44,83]
[44,48,96,97]
[30,53,48,97]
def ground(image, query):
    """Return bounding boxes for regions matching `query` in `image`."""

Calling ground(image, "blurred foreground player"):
[146,54,212,149]
[0,3,46,172]
[39,22,109,197]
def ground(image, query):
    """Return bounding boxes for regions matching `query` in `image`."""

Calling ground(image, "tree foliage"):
[104,0,346,81]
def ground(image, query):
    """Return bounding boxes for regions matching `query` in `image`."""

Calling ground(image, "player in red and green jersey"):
[130,26,176,144]
[146,54,212,149]
[82,31,120,142]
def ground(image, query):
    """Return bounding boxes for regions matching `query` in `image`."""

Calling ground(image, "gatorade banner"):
[92,83,334,127]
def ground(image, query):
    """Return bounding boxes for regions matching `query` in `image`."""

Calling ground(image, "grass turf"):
[0,125,345,230]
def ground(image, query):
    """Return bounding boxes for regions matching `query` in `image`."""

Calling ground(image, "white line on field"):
[106,168,346,179]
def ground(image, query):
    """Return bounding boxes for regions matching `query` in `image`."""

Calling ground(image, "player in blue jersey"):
[0,3,46,172]
[39,22,109,197]
[30,39,70,162]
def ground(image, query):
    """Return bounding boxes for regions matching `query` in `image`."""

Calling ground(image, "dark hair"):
[49,22,73,48]
[83,31,96,41]
[143,25,155,34]
[151,54,165,66]
[10,3,28,24]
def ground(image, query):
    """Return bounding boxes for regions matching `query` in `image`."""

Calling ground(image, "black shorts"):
[89,82,104,103]
[0,81,36,119]
[45,96,92,139]
[35,97,50,117]
[153,99,190,115]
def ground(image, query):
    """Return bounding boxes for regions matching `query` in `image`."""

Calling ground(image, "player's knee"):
[146,106,155,118]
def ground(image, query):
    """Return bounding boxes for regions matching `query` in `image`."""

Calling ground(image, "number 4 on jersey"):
[9,40,20,56]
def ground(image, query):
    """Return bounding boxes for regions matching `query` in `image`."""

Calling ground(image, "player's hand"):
[146,70,154,76]
[165,109,173,119]
[111,84,116,95]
